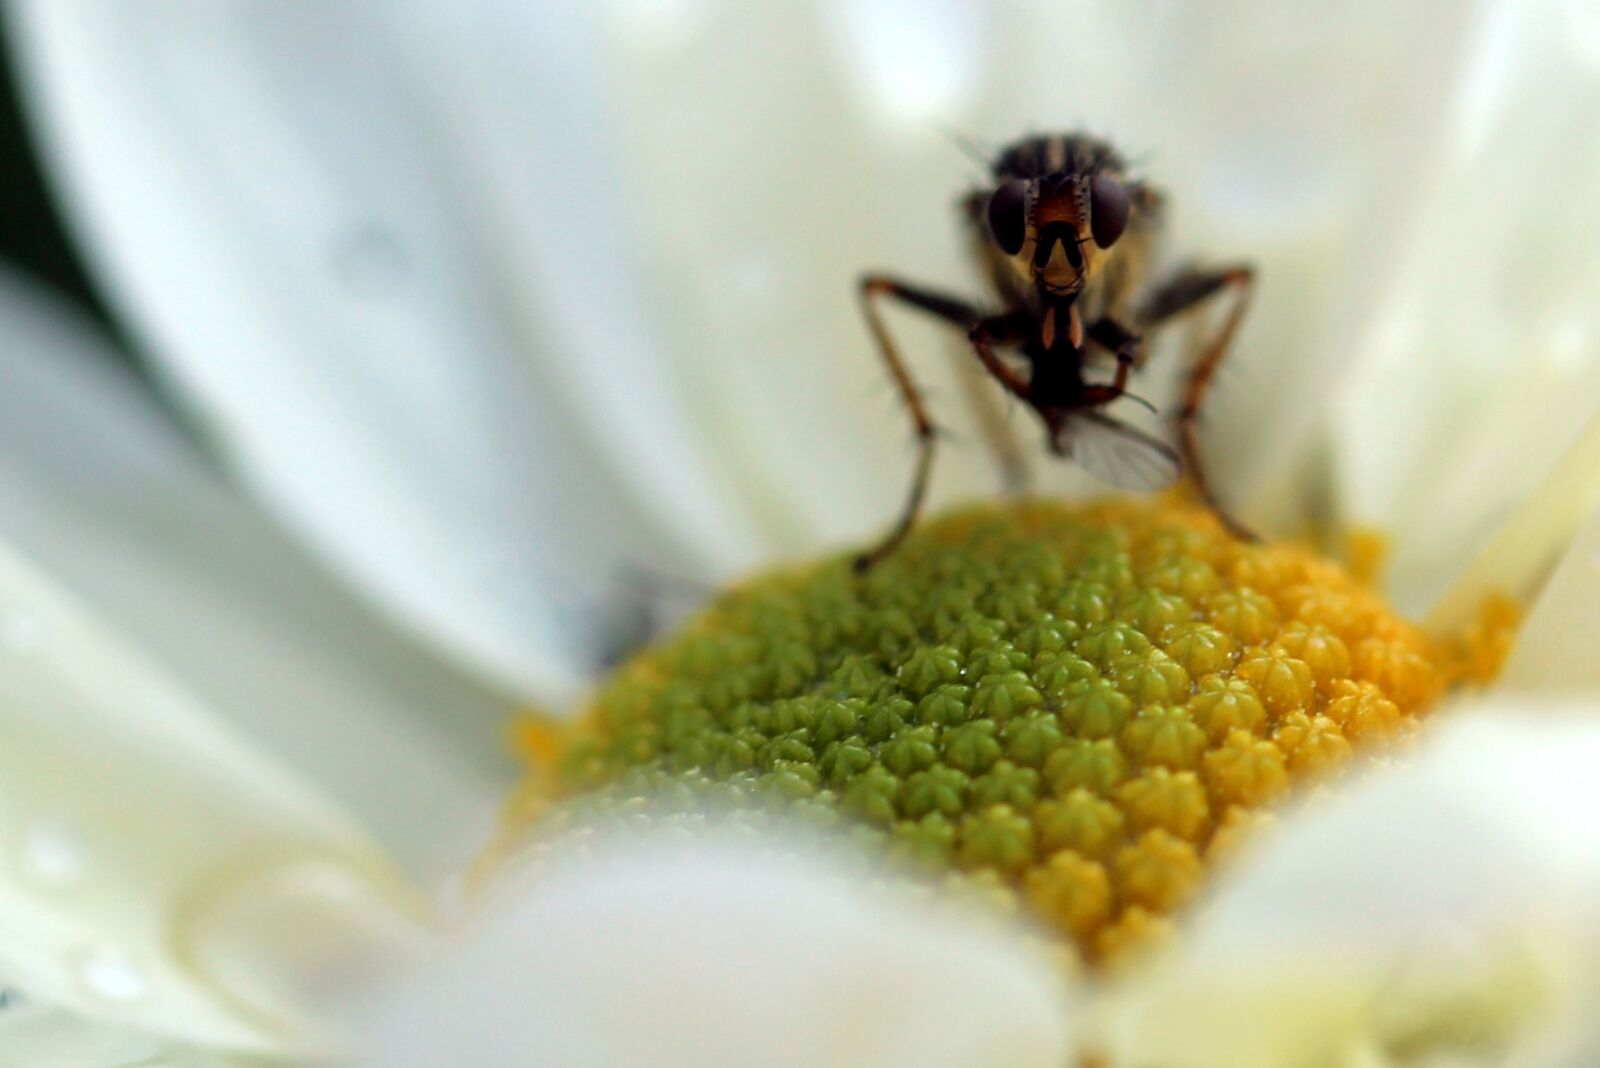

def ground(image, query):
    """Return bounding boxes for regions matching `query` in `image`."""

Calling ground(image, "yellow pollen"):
[499,499,1515,965]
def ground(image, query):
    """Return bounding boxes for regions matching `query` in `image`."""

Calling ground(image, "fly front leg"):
[854,275,1031,571]
[1137,263,1257,540]
[1078,315,1142,406]
[965,310,1034,397]
[1077,317,1163,413]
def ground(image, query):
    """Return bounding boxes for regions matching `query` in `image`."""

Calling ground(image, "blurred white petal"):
[362,835,1073,1068]
[1330,0,1600,612]
[594,4,997,554]
[0,995,245,1068]
[824,0,989,123]
[0,536,421,1052]
[1427,407,1600,641]
[10,0,764,704]
[1102,704,1600,1068]
[0,267,510,879]
[1493,481,1600,694]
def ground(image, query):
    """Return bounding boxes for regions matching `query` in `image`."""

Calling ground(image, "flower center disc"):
[504,499,1505,965]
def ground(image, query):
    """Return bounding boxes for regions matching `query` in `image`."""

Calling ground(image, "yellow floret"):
[501,498,1511,964]
[1113,828,1204,912]
[1026,849,1113,939]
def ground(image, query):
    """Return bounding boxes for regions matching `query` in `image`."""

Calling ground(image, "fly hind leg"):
[1137,264,1257,540]
[954,351,1032,495]
[854,275,1031,571]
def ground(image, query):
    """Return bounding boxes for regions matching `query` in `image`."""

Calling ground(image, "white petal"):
[1329,0,1600,612]
[0,537,422,1052]
[596,2,1108,553]
[824,0,989,124]
[0,267,512,880]
[361,835,1074,1068]
[1101,702,1600,1068]
[10,0,764,704]
[1426,405,1600,648]
[1491,478,1600,694]
[0,995,246,1068]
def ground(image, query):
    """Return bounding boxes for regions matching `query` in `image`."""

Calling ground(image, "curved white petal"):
[0,267,512,879]
[0,534,422,1052]
[1100,703,1600,1068]
[361,834,1073,1068]
[1330,0,1600,612]
[9,0,765,704]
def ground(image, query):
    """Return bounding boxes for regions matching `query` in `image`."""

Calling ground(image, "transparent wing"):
[1055,410,1182,491]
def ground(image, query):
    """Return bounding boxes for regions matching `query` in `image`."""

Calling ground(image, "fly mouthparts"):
[1033,221,1084,271]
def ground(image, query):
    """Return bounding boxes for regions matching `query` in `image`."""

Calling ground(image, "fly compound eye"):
[986,179,1028,256]
[1089,173,1130,248]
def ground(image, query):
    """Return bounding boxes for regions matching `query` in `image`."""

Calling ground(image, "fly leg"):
[1075,317,1166,419]
[1078,315,1141,406]
[954,350,1032,495]
[855,275,1031,571]
[1136,264,1257,540]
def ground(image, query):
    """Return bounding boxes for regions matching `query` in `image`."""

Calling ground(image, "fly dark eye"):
[986,179,1028,255]
[1089,173,1130,248]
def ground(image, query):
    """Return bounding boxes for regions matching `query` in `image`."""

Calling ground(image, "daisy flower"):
[3,2,1600,1066]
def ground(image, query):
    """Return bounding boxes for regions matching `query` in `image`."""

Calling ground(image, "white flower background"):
[1,1,1600,1065]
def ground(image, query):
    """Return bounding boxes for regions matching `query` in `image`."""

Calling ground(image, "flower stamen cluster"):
[505,500,1508,963]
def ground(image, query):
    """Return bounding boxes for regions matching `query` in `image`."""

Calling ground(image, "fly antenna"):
[937,125,991,171]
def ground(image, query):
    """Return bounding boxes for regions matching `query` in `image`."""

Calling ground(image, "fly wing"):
[1055,410,1182,491]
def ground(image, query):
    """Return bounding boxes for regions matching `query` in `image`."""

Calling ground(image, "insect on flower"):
[855,132,1255,572]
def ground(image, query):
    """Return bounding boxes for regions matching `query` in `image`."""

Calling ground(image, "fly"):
[855,132,1255,571]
